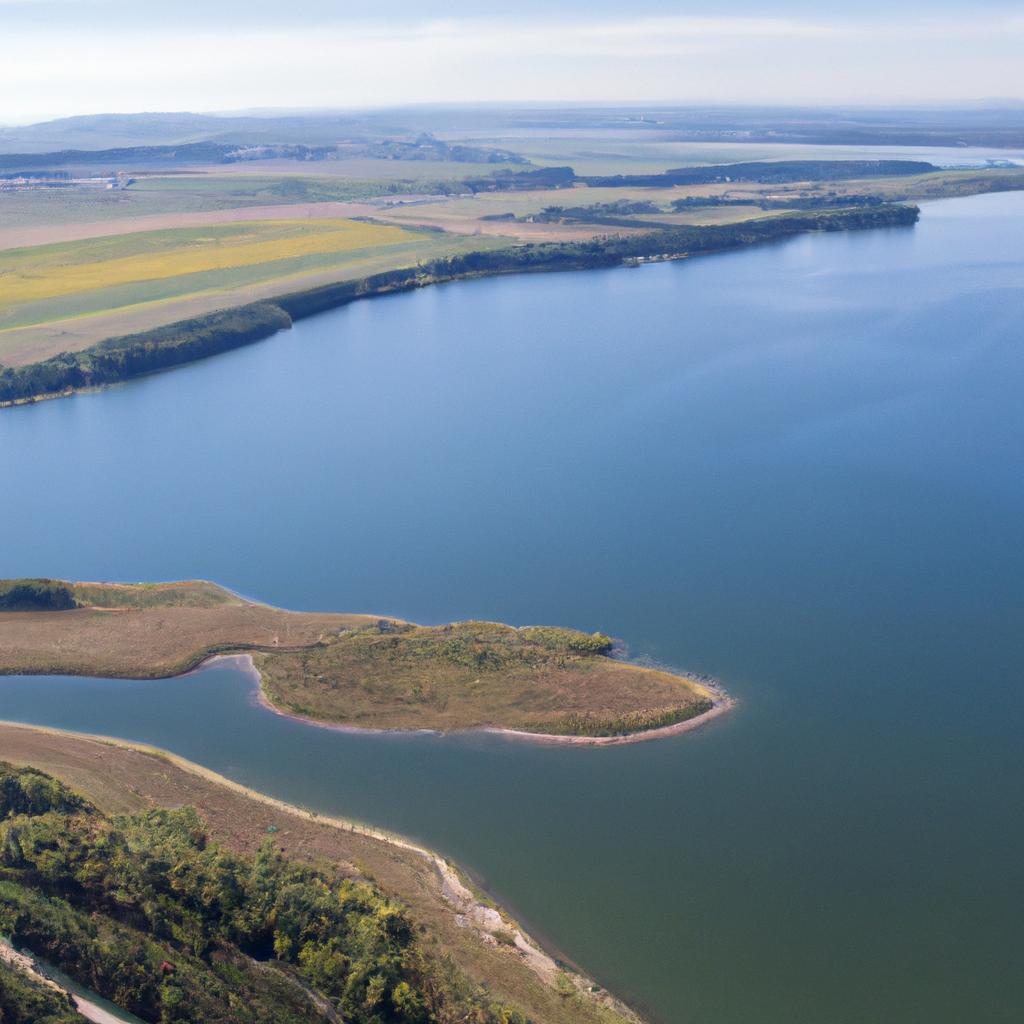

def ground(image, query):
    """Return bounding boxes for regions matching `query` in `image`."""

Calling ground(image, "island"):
[0,578,725,742]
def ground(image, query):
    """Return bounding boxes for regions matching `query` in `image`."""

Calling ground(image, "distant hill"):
[5,105,1024,156]
[0,111,397,153]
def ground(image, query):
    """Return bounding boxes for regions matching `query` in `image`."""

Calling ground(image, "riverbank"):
[0,204,919,407]
[0,720,643,1024]
[0,579,720,740]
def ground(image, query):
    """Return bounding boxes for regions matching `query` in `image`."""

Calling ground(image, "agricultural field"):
[2,219,414,308]
[0,217,500,365]
[4,137,1017,374]
[373,183,784,236]
[0,163,495,233]
[439,134,1024,175]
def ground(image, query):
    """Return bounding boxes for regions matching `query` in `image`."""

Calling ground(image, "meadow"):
[0,217,502,364]
[462,135,1024,175]
[1,219,414,305]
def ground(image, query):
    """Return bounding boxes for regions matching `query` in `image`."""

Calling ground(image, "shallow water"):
[2,192,1023,1023]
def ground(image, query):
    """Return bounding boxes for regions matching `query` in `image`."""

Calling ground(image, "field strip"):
[0,220,419,305]
[0,201,383,251]
[0,235,508,366]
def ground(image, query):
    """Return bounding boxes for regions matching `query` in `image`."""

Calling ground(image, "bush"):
[0,579,76,612]
[0,764,529,1024]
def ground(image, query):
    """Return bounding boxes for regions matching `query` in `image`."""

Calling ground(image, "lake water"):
[2,192,1023,1023]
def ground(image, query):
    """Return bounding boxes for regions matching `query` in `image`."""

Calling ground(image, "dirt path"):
[1,938,140,1023]
[71,996,137,1024]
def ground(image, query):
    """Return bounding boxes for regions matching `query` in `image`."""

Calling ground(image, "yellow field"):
[0,219,415,305]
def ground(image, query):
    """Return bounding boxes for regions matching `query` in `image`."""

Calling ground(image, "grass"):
[0,580,714,738]
[0,219,417,320]
[0,231,503,367]
[473,136,1021,175]
[0,185,261,232]
[0,580,375,678]
[129,173,420,201]
[0,725,641,1024]
[257,620,713,736]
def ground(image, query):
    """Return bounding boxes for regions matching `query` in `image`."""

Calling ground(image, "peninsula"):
[0,579,722,741]
[1,203,919,407]
[0,728,643,1024]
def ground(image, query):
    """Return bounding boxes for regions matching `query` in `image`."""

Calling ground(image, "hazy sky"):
[4,0,1024,122]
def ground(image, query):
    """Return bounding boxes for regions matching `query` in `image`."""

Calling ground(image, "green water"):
[1,192,1023,1022]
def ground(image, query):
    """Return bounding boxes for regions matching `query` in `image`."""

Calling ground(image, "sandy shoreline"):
[203,652,735,746]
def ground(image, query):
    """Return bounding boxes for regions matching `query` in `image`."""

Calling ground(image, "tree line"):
[0,579,77,612]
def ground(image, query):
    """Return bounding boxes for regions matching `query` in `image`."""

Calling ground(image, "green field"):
[458,137,974,175]
[0,163,507,232]
[0,219,431,330]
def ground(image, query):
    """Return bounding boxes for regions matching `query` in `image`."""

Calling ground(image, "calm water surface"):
[2,192,1023,1023]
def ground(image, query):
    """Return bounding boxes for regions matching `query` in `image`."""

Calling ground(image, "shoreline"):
[0,718,641,1021]
[215,651,735,746]
[0,204,920,408]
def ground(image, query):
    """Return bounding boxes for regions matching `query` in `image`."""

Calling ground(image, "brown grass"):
[0,723,639,1024]
[0,580,713,738]
[259,621,713,736]
[0,580,377,678]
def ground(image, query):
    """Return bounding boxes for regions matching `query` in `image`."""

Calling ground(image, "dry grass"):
[0,580,712,737]
[0,580,377,678]
[0,724,639,1024]
[371,184,796,242]
[258,620,713,736]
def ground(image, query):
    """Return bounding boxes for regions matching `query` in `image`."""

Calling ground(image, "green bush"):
[0,764,527,1024]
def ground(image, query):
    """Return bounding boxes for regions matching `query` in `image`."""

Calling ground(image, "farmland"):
[1,125,1021,381]
[1,219,412,315]
[0,218,501,364]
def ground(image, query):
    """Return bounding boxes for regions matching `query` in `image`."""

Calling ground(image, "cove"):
[2,192,1024,1023]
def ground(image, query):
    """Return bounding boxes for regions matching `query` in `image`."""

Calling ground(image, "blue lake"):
[2,191,1023,1022]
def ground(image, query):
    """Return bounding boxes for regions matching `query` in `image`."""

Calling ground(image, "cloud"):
[2,14,1023,122]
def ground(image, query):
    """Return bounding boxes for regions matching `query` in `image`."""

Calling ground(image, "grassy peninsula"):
[0,749,639,1024]
[0,580,718,740]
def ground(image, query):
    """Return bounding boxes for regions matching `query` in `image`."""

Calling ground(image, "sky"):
[3,0,1024,123]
